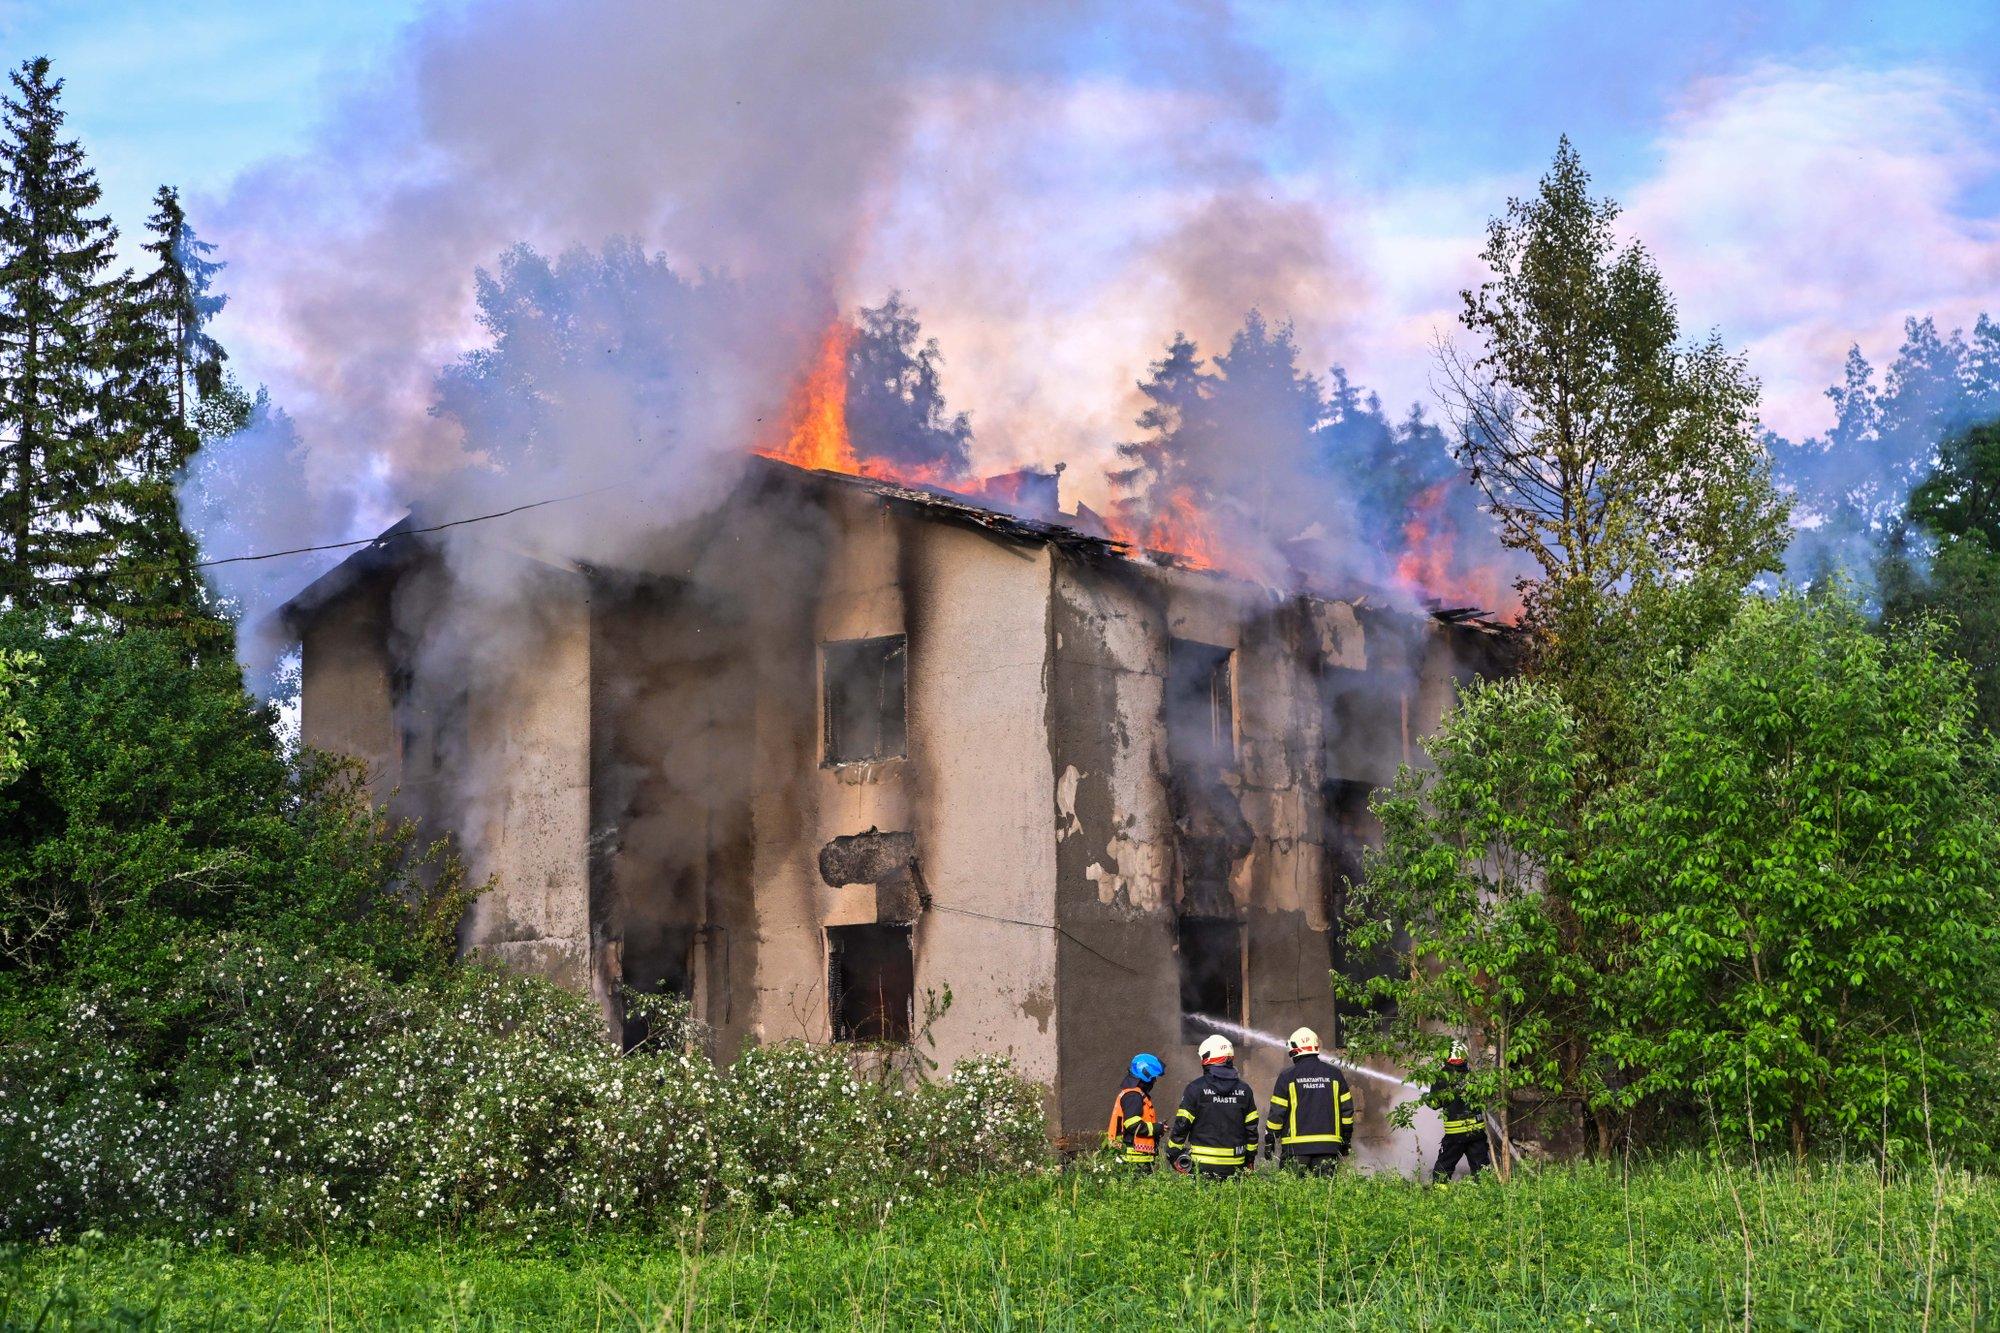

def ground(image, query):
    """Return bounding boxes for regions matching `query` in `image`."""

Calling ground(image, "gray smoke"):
[187,0,1323,683]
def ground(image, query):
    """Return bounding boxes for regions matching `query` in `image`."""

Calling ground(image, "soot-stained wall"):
[292,471,1513,1168]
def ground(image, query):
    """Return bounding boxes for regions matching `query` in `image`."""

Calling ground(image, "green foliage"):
[0,645,32,788]
[0,936,1050,1245]
[0,58,123,612]
[0,613,474,994]
[1779,315,2000,565]
[1590,593,2000,1160]
[88,185,232,651]
[8,1158,1997,1327]
[0,60,229,644]
[1354,589,2000,1166]
[1883,418,2000,730]
[1440,137,1789,628]
[1341,677,1601,1164]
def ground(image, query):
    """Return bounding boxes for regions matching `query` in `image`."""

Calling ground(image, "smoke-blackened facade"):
[285,458,1511,1163]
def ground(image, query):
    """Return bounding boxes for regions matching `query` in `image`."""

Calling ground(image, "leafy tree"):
[1881,419,2000,730]
[0,58,122,612]
[0,613,476,1003]
[1438,138,1789,628]
[1340,677,1601,1175]
[1588,593,2000,1162]
[846,292,971,480]
[432,240,727,475]
[0,645,32,788]
[1316,367,1456,520]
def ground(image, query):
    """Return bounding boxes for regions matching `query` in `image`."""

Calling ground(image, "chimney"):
[974,463,1062,518]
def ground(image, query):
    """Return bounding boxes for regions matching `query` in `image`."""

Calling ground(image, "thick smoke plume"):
[186,0,1527,693]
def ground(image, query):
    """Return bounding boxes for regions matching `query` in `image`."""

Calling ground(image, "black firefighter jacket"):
[1169,1064,1260,1169]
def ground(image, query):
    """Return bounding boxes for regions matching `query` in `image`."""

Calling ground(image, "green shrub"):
[0,614,475,1004]
[0,936,1051,1245]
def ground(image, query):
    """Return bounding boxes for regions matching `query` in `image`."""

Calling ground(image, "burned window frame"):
[821,634,908,766]
[827,922,915,1044]
[389,662,468,782]
[1176,914,1245,1043]
[1166,638,1237,771]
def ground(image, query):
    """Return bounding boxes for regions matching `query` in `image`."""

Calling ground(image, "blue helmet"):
[1129,1052,1164,1083]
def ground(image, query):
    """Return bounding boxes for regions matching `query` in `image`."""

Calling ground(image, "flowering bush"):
[0,936,1051,1244]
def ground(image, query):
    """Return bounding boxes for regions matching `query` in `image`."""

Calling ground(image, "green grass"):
[6,1156,1996,1330]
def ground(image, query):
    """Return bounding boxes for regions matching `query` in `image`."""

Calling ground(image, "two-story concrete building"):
[283,457,1511,1166]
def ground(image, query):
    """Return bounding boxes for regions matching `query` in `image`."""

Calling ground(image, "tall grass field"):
[6,1156,1995,1329]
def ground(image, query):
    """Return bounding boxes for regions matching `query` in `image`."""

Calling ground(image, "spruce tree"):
[1108,331,1213,528]
[97,186,231,647]
[0,58,120,613]
[138,185,227,424]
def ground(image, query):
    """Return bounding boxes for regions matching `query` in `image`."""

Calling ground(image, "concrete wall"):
[743,486,907,1046]
[1048,556,1180,1140]
[904,520,1061,1096]
[297,582,399,803]
[291,477,1514,1174]
[458,578,595,997]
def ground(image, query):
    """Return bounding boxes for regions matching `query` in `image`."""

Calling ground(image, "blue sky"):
[12,0,1993,272]
[5,0,1997,496]
[2,1,428,229]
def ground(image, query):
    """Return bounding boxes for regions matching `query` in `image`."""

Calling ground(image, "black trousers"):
[1279,1152,1344,1176]
[1432,1132,1491,1182]
[1192,1162,1246,1181]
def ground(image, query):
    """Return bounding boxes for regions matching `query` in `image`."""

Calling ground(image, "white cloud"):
[1625,63,2000,436]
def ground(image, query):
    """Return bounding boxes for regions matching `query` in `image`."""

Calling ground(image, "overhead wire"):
[928,901,1143,976]
[29,484,619,590]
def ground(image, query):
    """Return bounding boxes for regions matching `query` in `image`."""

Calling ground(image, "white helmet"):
[1287,1027,1320,1056]
[1198,1034,1234,1063]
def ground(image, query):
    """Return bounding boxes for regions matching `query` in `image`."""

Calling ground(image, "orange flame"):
[1395,480,1521,620]
[758,319,961,491]
[761,320,859,473]
[760,319,1512,615]
[1101,487,1221,571]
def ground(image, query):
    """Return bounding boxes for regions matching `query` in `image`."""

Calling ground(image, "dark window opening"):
[823,635,907,764]
[620,924,697,1051]
[829,923,914,1043]
[1324,777,1400,1045]
[1177,916,1244,1042]
[1167,639,1234,770]
[389,663,466,780]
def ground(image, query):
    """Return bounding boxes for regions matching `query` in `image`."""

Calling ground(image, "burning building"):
[282,456,1512,1164]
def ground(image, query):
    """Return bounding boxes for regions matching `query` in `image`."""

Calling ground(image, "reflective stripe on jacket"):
[1434,1062,1485,1138]
[1168,1064,1259,1167]
[1106,1084,1158,1162]
[1264,1054,1354,1153]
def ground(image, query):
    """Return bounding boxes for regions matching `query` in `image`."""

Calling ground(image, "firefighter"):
[1106,1053,1165,1167]
[1165,1034,1260,1180]
[1260,1026,1354,1175]
[1429,1044,1492,1184]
